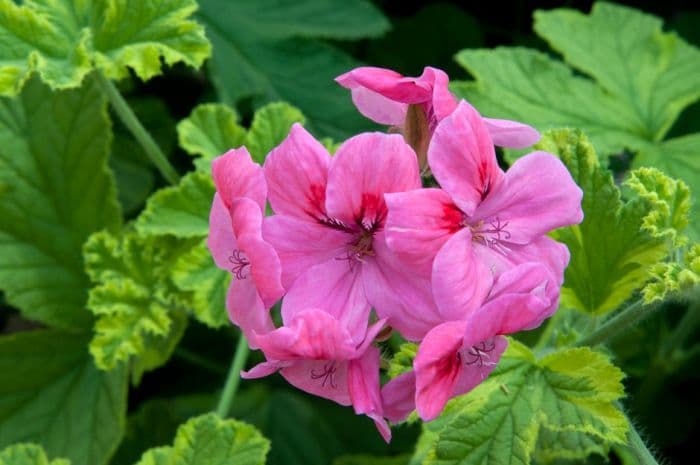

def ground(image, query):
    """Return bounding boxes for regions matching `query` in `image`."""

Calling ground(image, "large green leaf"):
[537,129,668,315]
[0,330,128,465]
[417,341,627,465]
[84,230,197,382]
[245,102,306,163]
[0,0,210,95]
[0,76,120,329]
[134,413,269,465]
[197,0,388,138]
[452,3,700,238]
[0,444,69,465]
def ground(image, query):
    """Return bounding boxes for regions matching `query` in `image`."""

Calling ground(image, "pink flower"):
[383,262,559,422]
[336,66,540,169]
[262,123,438,339]
[242,308,391,441]
[384,101,583,339]
[207,148,284,348]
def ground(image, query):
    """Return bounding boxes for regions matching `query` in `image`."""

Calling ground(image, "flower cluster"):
[207,66,583,441]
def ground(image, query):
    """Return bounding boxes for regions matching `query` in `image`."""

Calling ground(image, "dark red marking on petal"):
[303,183,327,219]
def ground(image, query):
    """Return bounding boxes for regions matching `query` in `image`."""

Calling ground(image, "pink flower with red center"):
[384,100,583,339]
[207,148,284,348]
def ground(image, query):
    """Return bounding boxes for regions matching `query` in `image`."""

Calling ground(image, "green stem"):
[627,421,661,465]
[575,299,660,347]
[664,301,700,356]
[95,72,180,185]
[215,335,250,418]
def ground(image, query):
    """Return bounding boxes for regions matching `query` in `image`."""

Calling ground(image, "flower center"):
[228,249,250,280]
[310,361,338,389]
[347,228,375,262]
[457,339,497,368]
[465,217,511,255]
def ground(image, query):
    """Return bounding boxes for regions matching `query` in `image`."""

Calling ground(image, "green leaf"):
[333,455,410,465]
[171,241,229,329]
[418,341,628,465]
[177,103,246,169]
[197,0,388,138]
[84,230,197,382]
[135,172,215,238]
[624,167,692,247]
[452,3,700,238]
[387,343,417,379]
[134,413,270,465]
[537,129,668,315]
[534,427,608,464]
[245,102,306,163]
[0,329,128,465]
[0,444,69,465]
[0,0,210,95]
[0,76,120,330]
[643,243,700,303]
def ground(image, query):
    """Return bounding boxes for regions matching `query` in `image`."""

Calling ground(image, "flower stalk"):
[575,299,661,347]
[215,334,250,418]
[95,72,180,185]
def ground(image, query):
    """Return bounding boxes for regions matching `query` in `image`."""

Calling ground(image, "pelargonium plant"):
[207,66,583,440]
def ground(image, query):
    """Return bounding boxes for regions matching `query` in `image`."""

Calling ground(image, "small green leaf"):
[134,413,270,465]
[537,129,667,315]
[417,341,628,465]
[0,76,120,330]
[0,330,128,465]
[177,103,246,169]
[388,343,418,379]
[0,444,70,465]
[135,172,215,238]
[84,231,197,382]
[172,241,230,328]
[643,244,700,303]
[245,102,306,163]
[0,0,211,94]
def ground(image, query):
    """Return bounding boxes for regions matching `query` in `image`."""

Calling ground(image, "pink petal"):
[336,67,432,104]
[381,371,417,423]
[473,151,583,244]
[226,278,271,350]
[262,214,349,290]
[212,147,266,211]
[483,118,540,149]
[348,346,391,443]
[231,198,284,307]
[346,87,408,126]
[207,194,238,270]
[428,101,504,216]
[363,234,441,341]
[384,188,462,276]
[281,258,370,344]
[326,133,420,228]
[451,335,508,398]
[472,235,570,281]
[264,124,331,221]
[431,228,493,322]
[281,359,351,406]
[421,67,458,124]
[254,309,357,361]
[414,320,468,421]
[241,360,284,379]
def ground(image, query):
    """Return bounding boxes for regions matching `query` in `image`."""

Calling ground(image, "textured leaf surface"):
[172,241,229,328]
[197,0,388,138]
[134,413,269,465]
[135,172,214,238]
[388,343,417,379]
[418,341,627,465]
[0,330,127,465]
[0,0,210,94]
[452,3,700,238]
[0,76,120,329]
[0,444,69,465]
[538,129,667,315]
[643,244,700,303]
[177,103,246,168]
[84,231,196,381]
[245,102,305,162]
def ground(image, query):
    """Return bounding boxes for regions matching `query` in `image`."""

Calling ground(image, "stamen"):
[228,249,250,280]
[310,361,338,389]
[461,339,497,368]
[337,228,375,264]
[469,217,512,255]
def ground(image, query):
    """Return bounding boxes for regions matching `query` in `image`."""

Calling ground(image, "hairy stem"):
[575,299,660,347]
[216,335,250,418]
[95,72,180,185]
[627,421,661,465]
